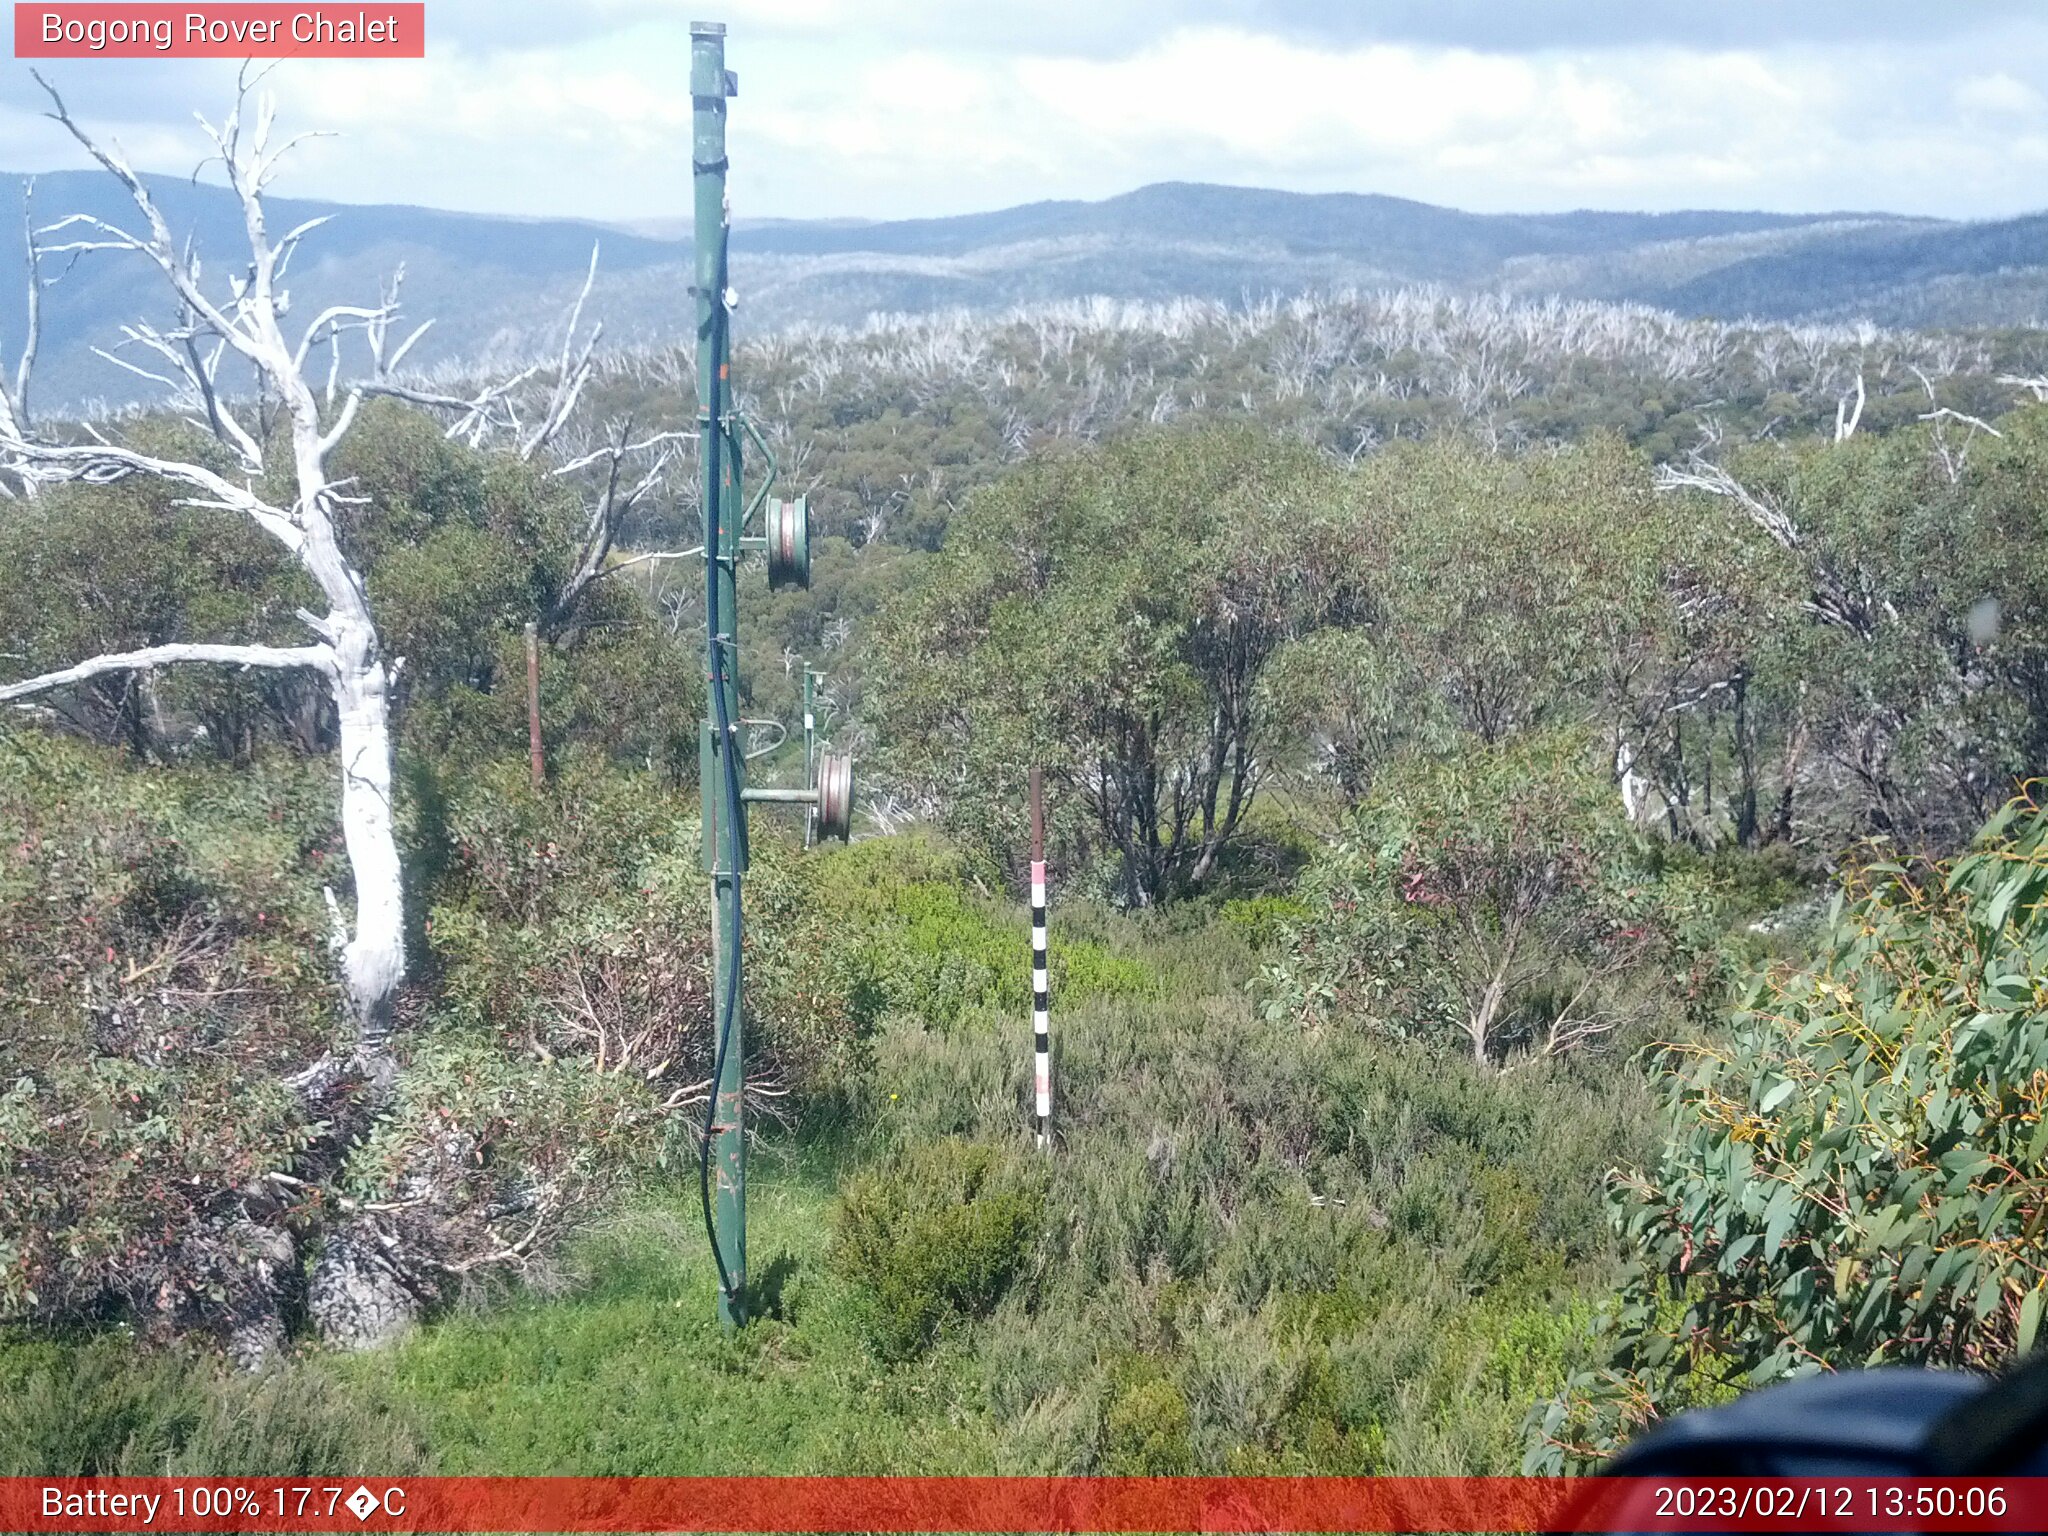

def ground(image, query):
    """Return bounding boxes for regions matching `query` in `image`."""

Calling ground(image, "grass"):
[2,856,1664,1478]
[349,1146,1002,1475]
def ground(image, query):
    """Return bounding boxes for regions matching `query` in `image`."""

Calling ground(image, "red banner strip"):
[14,5,425,58]
[3,1477,2047,1533]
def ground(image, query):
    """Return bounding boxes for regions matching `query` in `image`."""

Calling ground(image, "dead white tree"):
[1833,370,1865,442]
[542,416,690,627]
[0,76,410,1086]
[0,79,697,1357]
[0,176,51,459]
[1909,364,2003,484]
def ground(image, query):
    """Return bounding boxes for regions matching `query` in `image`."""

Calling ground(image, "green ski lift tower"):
[691,18,854,1328]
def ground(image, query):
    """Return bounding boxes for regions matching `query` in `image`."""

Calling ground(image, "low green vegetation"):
[0,805,1654,1474]
[1530,789,2048,1470]
[1262,734,1724,1065]
[6,372,2048,1480]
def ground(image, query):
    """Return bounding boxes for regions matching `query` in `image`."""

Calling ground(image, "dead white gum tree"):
[0,74,432,1087]
[0,79,661,1080]
[0,80,686,1051]
[0,77,696,1353]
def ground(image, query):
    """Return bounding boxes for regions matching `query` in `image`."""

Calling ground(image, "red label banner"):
[14,4,425,58]
[1,1477,2046,1533]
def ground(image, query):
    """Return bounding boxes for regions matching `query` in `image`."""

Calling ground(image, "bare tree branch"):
[599,546,702,577]
[34,74,262,368]
[1655,439,1884,638]
[1653,449,1801,550]
[520,243,602,461]
[545,421,689,627]
[1,641,333,703]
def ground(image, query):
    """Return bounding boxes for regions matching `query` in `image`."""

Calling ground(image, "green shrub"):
[832,1138,1045,1360]
[1219,894,1311,951]
[0,735,334,1336]
[1265,733,1714,1066]
[1100,1365,1195,1474]
[428,752,863,1093]
[1527,789,2048,1472]
[877,946,1651,1472]
[0,1335,429,1475]
[808,835,1154,1030]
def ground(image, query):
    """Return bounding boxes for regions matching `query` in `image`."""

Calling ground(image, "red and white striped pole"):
[1029,766,1051,1149]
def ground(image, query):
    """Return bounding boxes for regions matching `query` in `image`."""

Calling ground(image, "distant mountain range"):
[2,173,2043,408]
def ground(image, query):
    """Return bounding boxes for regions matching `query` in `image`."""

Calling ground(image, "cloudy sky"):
[3,0,2048,224]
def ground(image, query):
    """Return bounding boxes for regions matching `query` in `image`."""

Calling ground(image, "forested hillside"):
[10,170,2048,410]
[5,142,2048,1477]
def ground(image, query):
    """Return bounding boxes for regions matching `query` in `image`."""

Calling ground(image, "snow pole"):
[1030,766,1051,1149]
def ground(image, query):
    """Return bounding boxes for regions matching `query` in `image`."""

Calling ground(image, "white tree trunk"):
[282,278,407,1068]
[1616,738,1650,823]
[332,621,404,1069]
[0,79,420,1084]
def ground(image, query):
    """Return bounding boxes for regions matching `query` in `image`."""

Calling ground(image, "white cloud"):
[3,5,2048,223]
[1956,71,2046,119]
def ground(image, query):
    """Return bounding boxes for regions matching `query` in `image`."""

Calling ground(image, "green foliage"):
[1258,627,1439,800]
[400,753,864,1260]
[1529,789,2048,1471]
[342,1032,680,1294]
[22,306,2048,1482]
[0,400,699,776]
[1100,1363,1196,1474]
[832,1138,1046,1361]
[0,1334,429,1475]
[804,835,1154,1031]
[0,734,335,1334]
[1662,411,2048,849]
[1218,894,1312,951]
[0,431,316,757]
[332,403,702,779]
[1266,734,1712,1065]
[872,425,1367,905]
[333,1168,1004,1475]
[859,900,1650,1471]
[1370,437,1669,743]
[0,848,1644,1476]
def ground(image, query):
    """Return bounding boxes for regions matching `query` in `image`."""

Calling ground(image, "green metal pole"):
[692,18,746,1328]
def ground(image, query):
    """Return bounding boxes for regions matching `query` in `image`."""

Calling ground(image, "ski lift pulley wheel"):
[816,751,854,842]
[767,497,811,591]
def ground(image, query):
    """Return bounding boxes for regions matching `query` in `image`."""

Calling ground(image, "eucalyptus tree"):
[873,426,1371,905]
[1655,403,2048,849]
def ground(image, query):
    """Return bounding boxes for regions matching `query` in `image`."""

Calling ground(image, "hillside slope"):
[2,170,2039,408]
